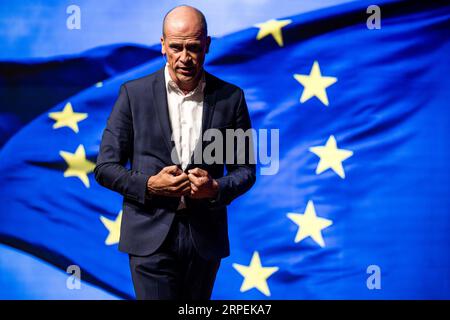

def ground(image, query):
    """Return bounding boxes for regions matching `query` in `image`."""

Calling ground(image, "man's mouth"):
[178,67,195,75]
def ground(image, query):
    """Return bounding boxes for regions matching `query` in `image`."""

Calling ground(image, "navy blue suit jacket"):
[94,67,256,260]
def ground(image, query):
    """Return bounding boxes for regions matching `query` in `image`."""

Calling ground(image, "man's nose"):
[180,49,191,63]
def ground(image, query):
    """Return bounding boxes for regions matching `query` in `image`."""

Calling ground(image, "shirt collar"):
[164,63,206,96]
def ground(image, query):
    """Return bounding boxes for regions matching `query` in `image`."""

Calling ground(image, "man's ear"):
[160,36,166,55]
[205,36,211,54]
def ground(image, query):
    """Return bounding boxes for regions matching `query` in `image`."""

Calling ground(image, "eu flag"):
[1,0,449,299]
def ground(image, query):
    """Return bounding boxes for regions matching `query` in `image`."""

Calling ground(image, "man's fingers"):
[188,167,207,177]
[190,183,199,192]
[180,185,191,196]
[163,165,177,173]
[188,173,206,187]
[164,165,181,175]
[173,179,191,191]
[172,172,189,184]
[188,173,198,185]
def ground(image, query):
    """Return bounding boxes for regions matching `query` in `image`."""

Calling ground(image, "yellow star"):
[293,61,337,106]
[287,200,333,248]
[255,19,292,47]
[233,251,279,297]
[309,135,353,179]
[59,144,95,188]
[48,102,88,133]
[100,211,122,245]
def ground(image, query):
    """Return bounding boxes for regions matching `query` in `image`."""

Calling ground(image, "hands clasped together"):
[147,165,219,199]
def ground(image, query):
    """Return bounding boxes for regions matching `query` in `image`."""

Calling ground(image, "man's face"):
[161,17,210,90]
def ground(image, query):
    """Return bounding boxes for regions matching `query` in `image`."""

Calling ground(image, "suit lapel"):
[201,72,217,138]
[188,71,217,170]
[152,67,180,165]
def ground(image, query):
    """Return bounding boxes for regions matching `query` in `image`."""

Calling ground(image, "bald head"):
[162,5,208,38]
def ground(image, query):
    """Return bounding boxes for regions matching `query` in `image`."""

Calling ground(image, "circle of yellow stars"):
[47,82,120,246]
[49,102,94,188]
[230,20,354,298]
[45,18,356,297]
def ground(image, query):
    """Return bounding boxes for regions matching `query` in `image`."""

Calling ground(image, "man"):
[94,5,255,300]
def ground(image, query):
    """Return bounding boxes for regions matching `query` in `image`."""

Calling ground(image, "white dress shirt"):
[164,64,205,209]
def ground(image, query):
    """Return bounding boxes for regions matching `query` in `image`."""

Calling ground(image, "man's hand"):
[147,165,190,197]
[187,168,219,199]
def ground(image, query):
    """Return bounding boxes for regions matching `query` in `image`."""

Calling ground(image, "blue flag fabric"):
[0,44,160,147]
[1,0,449,299]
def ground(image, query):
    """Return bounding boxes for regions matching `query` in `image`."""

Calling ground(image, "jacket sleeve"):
[94,84,150,205]
[211,88,256,207]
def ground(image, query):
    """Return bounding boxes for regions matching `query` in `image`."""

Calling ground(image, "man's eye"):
[188,46,201,52]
